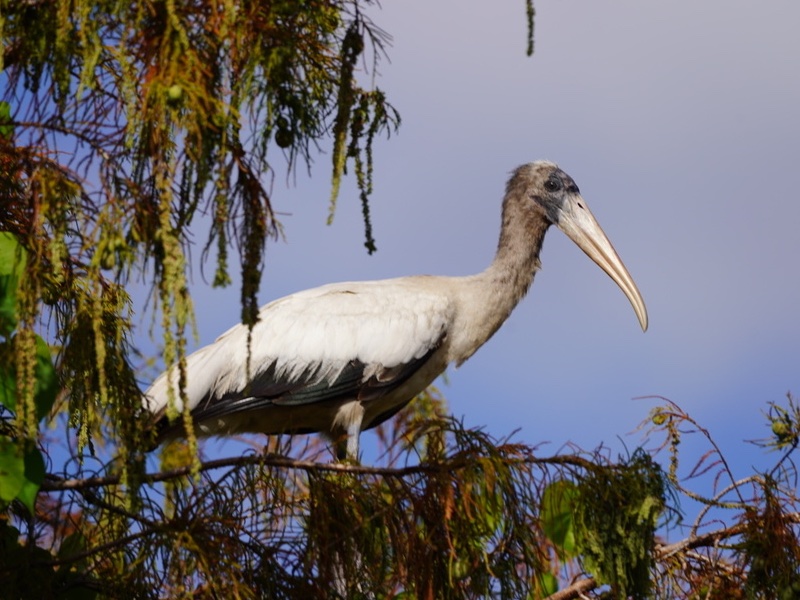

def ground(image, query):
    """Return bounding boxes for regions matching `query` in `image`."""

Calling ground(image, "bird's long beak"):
[556,194,648,331]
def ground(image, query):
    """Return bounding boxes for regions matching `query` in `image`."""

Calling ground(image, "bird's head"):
[512,160,649,331]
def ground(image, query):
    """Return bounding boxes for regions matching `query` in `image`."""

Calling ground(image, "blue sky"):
[140,0,800,487]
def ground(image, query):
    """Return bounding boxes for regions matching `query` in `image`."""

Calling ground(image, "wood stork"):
[144,161,648,459]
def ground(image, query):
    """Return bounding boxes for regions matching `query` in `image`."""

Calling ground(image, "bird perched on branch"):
[144,161,648,459]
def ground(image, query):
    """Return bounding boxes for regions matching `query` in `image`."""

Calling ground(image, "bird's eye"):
[544,178,562,193]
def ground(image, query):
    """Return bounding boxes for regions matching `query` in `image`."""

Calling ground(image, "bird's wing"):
[180,346,442,428]
[145,277,453,420]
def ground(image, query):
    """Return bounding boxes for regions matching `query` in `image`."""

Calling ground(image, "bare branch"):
[41,450,598,492]
[657,512,800,559]
[545,577,597,600]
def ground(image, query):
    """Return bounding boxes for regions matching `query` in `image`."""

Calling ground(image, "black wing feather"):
[154,342,441,440]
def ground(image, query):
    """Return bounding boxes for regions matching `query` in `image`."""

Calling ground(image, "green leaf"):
[0,101,13,139]
[0,436,25,504]
[0,275,18,335]
[541,480,579,559]
[0,232,27,336]
[0,522,24,570]
[0,521,21,546]
[57,531,100,599]
[533,572,559,597]
[0,232,26,277]
[58,531,88,563]
[58,584,98,600]
[32,335,58,421]
[0,335,57,420]
[16,446,45,513]
[0,342,14,411]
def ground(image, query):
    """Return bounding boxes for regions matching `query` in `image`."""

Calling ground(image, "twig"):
[545,577,597,600]
[657,512,800,559]
[22,530,151,570]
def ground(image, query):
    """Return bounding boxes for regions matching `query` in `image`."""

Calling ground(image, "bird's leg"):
[332,437,348,462]
[329,407,372,597]
[345,423,360,461]
[331,400,364,462]
[332,420,361,462]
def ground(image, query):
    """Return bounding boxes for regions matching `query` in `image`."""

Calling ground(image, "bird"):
[143,161,648,460]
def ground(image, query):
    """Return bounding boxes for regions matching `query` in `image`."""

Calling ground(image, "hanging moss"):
[0,0,405,458]
[574,449,669,600]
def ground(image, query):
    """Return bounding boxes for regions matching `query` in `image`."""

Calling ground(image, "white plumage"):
[144,161,648,459]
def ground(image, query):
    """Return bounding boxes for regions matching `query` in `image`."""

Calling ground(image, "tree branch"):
[40,451,597,492]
